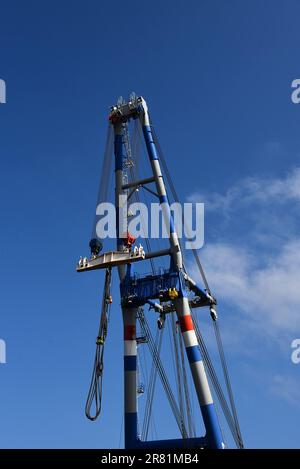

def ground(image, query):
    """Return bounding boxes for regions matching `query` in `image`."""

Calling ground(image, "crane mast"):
[77,95,243,450]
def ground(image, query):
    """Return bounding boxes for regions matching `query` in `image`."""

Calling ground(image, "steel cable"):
[85,268,112,421]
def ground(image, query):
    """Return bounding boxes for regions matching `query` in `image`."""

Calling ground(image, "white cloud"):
[193,239,300,338]
[188,167,300,340]
[270,374,300,408]
[189,167,300,213]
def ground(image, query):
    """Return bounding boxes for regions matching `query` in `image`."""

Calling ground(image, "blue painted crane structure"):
[77,95,244,450]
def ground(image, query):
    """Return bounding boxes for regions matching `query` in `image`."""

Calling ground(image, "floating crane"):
[77,95,244,449]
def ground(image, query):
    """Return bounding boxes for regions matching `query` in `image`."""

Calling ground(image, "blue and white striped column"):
[123,307,138,449]
[174,296,224,449]
[140,100,183,270]
[139,99,223,447]
[114,122,138,448]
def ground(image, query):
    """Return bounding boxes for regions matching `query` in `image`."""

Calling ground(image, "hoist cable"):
[213,319,244,448]
[91,124,114,239]
[194,318,239,444]
[142,328,159,439]
[142,328,163,441]
[127,122,156,273]
[166,317,195,438]
[191,313,241,447]
[138,311,186,437]
[85,268,112,421]
[170,313,186,435]
[129,164,155,273]
[178,329,196,437]
[138,309,188,438]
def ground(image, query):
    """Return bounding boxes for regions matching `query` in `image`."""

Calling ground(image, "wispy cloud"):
[188,167,300,341]
[270,374,300,408]
[189,166,300,213]
[195,239,300,338]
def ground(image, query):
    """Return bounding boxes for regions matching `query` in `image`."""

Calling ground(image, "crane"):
[77,94,244,450]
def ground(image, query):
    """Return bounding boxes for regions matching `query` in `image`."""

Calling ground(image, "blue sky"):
[0,0,300,448]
